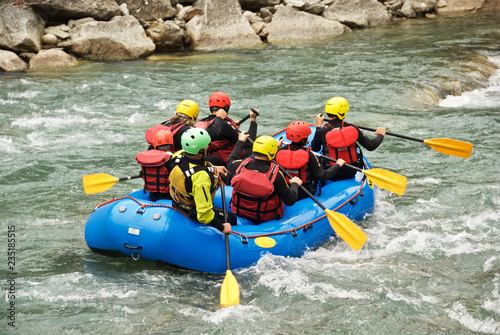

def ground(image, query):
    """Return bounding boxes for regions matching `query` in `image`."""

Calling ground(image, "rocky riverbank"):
[0,0,499,71]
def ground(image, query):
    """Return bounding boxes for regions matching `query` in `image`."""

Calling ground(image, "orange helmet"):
[285,121,311,143]
[153,129,173,149]
[209,91,231,112]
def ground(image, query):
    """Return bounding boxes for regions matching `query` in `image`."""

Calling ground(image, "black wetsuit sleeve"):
[227,140,246,173]
[247,120,258,141]
[274,171,299,206]
[206,117,225,141]
[306,151,342,182]
[355,126,384,151]
[311,127,326,152]
[208,215,225,232]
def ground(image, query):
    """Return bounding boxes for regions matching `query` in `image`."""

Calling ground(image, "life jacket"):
[275,145,311,184]
[145,120,185,150]
[168,153,220,211]
[323,122,360,165]
[230,158,284,223]
[135,149,172,193]
[195,116,242,164]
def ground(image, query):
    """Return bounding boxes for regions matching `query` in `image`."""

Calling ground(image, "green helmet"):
[181,128,211,154]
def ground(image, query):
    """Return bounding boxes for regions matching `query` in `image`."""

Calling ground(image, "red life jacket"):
[195,116,242,164]
[324,122,360,165]
[230,158,284,223]
[135,149,172,193]
[145,121,184,150]
[275,145,310,184]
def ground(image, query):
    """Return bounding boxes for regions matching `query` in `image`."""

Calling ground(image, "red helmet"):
[208,91,231,109]
[153,129,173,149]
[285,121,311,143]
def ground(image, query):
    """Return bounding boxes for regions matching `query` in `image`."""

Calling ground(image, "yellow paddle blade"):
[220,269,240,308]
[254,236,277,248]
[423,138,473,159]
[362,168,407,196]
[325,209,367,251]
[82,173,118,195]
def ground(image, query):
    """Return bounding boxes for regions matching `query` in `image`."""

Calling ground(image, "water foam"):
[439,55,500,108]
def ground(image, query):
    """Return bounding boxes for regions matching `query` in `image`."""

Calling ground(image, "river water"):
[1,11,499,334]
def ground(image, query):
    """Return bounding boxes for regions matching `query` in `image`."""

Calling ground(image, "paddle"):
[82,173,141,195]
[357,125,473,159]
[219,182,240,308]
[235,108,260,126]
[313,153,407,196]
[275,162,367,250]
[242,133,367,251]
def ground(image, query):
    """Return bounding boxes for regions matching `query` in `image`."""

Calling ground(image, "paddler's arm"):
[191,171,231,233]
[205,109,228,141]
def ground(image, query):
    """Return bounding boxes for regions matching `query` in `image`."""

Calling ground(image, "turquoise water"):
[1,12,500,334]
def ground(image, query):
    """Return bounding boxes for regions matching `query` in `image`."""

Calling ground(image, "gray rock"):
[401,0,436,17]
[186,0,263,51]
[26,0,121,21]
[29,48,78,68]
[0,49,28,72]
[323,0,391,28]
[68,17,97,29]
[0,5,45,53]
[177,6,202,21]
[65,15,156,60]
[45,25,71,40]
[146,21,185,51]
[436,0,484,13]
[266,5,350,44]
[41,34,58,45]
[116,0,176,21]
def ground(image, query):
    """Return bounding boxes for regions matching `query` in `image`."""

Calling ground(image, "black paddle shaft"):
[118,175,141,182]
[235,108,260,126]
[220,183,231,270]
[357,125,425,143]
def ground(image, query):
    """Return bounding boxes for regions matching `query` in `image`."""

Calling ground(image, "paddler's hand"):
[222,222,232,234]
[215,108,227,120]
[238,131,250,142]
[315,113,324,127]
[290,176,303,187]
[374,127,386,136]
[336,158,346,167]
[250,109,258,121]
[277,136,284,147]
[215,166,228,176]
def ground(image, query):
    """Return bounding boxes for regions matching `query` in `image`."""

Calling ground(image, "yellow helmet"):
[253,135,278,161]
[325,97,349,120]
[176,99,199,121]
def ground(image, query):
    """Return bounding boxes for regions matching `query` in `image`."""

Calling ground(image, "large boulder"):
[323,0,391,28]
[25,0,121,22]
[436,0,487,13]
[62,15,156,60]
[186,0,263,51]
[0,4,45,53]
[116,0,176,21]
[401,0,437,18]
[146,21,185,51]
[266,5,350,44]
[0,50,28,72]
[29,48,78,69]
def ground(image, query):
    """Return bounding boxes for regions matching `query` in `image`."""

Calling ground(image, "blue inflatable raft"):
[84,128,376,274]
